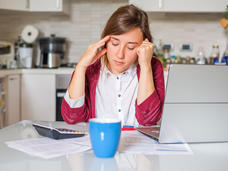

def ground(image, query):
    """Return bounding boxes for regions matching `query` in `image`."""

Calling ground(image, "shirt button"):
[118,94,121,97]
[118,109,121,112]
[117,77,119,80]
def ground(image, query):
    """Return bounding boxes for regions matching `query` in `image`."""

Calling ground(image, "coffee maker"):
[37,34,66,68]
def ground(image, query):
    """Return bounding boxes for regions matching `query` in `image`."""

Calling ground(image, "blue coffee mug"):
[89,118,121,158]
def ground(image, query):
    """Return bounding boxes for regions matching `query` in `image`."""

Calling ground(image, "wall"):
[0,0,226,63]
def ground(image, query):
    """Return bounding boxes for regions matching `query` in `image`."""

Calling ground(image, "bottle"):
[210,44,220,64]
[171,55,176,64]
[14,36,24,68]
[185,56,191,64]
[196,46,206,65]
[222,43,228,65]
[163,48,171,67]
[190,57,196,64]
[175,55,182,64]
[163,48,170,60]
[156,40,165,67]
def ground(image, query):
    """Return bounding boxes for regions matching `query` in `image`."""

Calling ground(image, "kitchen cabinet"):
[21,74,56,121]
[29,0,69,13]
[0,0,69,13]
[129,0,228,12]
[0,0,29,11]
[3,74,21,126]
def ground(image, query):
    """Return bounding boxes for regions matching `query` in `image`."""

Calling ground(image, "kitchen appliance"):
[15,25,39,68]
[18,42,33,68]
[56,74,71,121]
[37,34,66,68]
[0,41,14,68]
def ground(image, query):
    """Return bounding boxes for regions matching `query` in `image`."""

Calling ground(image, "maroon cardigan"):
[61,57,165,126]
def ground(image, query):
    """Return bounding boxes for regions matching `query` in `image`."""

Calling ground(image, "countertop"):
[0,68,74,77]
[1,120,228,171]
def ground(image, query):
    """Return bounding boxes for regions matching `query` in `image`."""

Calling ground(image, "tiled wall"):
[0,0,226,63]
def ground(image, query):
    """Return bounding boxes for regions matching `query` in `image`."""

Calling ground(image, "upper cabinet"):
[0,0,69,13]
[0,0,29,11]
[29,0,69,12]
[129,0,228,12]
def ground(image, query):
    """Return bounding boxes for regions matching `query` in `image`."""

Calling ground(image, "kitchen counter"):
[1,120,228,171]
[0,68,74,77]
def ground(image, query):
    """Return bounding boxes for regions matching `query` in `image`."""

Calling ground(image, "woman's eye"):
[112,43,119,46]
[127,47,135,50]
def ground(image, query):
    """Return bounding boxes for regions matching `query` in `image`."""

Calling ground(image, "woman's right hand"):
[77,35,110,69]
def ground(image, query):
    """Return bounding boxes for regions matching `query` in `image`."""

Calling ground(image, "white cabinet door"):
[29,0,69,13]
[129,0,164,12]
[21,74,56,121]
[163,0,228,12]
[4,75,20,126]
[129,0,228,12]
[0,0,29,11]
[0,0,69,13]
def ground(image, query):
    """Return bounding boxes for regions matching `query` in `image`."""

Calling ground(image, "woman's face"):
[106,27,143,74]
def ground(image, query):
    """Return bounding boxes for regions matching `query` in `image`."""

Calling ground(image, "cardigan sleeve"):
[135,58,165,126]
[61,71,91,124]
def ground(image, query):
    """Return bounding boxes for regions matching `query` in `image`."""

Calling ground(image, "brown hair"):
[101,4,152,68]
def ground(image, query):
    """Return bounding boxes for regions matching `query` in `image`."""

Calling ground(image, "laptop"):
[136,64,228,143]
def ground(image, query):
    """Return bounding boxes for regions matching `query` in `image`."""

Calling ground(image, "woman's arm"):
[137,64,155,105]
[136,39,155,105]
[68,65,86,99]
[62,36,110,124]
[135,39,165,126]
[68,36,110,99]
[135,59,165,126]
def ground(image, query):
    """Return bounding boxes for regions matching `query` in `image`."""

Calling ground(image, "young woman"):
[61,4,165,126]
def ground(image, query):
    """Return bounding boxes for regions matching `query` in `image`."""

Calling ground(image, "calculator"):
[32,123,85,140]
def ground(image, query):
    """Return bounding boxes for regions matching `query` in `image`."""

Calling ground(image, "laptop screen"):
[159,64,228,143]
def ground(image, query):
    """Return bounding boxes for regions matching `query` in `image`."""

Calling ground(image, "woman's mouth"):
[114,60,124,65]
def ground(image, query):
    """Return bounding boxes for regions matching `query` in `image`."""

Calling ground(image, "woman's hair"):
[101,4,152,67]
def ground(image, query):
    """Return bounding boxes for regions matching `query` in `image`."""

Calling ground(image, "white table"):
[0,120,228,171]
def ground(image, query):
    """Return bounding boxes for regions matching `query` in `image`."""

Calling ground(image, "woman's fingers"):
[78,36,110,68]
[96,48,107,59]
[90,48,107,65]
[95,35,111,48]
[100,35,111,43]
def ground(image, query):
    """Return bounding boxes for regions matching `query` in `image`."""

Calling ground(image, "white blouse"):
[64,64,139,126]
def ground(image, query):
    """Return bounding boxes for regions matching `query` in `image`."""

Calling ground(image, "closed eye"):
[127,47,135,50]
[112,43,119,46]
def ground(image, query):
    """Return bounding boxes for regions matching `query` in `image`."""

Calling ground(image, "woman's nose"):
[116,46,124,59]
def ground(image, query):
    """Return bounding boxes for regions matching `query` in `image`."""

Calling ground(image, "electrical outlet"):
[180,43,193,51]
[162,43,174,51]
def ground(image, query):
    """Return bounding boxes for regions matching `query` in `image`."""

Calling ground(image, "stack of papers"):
[6,130,192,159]
[6,136,91,159]
[119,131,192,155]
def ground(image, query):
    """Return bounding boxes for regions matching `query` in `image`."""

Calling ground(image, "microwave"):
[0,41,14,67]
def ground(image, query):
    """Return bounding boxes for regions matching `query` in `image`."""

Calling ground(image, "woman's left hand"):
[137,38,154,69]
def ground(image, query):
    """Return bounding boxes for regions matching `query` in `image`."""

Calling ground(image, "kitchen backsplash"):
[0,0,226,63]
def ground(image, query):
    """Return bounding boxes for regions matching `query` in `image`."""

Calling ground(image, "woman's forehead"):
[110,28,143,43]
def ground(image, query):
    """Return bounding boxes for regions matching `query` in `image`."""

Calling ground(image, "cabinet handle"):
[57,92,65,97]
[9,77,17,81]
[56,0,60,9]
[26,0,30,9]
[158,0,163,9]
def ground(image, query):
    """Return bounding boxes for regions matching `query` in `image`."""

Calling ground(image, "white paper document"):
[6,136,91,159]
[119,131,193,155]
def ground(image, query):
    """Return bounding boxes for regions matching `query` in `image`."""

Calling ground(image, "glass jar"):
[210,44,220,64]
